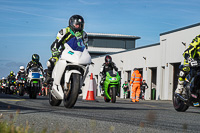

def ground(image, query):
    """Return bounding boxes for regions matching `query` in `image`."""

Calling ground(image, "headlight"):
[110,78,117,80]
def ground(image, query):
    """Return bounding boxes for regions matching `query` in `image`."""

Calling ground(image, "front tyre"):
[173,93,189,112]
[19,85,24,96]
[111,87,117,103]
[29,83,38,99]
[63,73,80,108]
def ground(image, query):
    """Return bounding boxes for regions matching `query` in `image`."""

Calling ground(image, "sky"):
[0,0,200,78]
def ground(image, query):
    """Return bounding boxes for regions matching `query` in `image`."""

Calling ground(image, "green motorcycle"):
[103,70,120,103]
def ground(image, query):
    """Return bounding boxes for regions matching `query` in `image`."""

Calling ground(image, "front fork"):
[81,66,89,87]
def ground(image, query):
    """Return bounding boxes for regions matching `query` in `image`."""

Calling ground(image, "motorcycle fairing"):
[60,43,91,65]
[103,71,120,99]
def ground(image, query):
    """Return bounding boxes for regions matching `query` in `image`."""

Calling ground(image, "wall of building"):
[87,23,200,100]
[88,38,135,49]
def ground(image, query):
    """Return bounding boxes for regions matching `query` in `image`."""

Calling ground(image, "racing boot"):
[175,80,184,94]
[44,59,55,87]
[43,71,52,87]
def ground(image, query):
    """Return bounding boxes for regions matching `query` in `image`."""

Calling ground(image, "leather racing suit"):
[175,34,200,94]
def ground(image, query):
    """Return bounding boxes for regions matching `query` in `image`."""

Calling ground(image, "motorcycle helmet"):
[20,66,25,72]
[10,71,14,75]
[105,55,112,65]
[2,77,5,80]
[69,15,84,32]
[32,54,39,63]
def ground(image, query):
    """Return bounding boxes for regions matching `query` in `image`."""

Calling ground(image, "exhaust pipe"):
[175,93,188,102]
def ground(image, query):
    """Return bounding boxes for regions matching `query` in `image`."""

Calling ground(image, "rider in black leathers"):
[7,71,16,90]
[25,54,44,76]
[99,55,118,86]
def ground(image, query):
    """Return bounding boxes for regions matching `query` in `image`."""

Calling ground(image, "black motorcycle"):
[17,75,26,96]
[7,79,17,94]
[173,61,200,112]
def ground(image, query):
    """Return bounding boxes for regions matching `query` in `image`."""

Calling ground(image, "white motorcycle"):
[49,38,91,108]
[27,67,42,99]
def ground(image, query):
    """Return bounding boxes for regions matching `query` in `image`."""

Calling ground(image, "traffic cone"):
[85,73,95,101]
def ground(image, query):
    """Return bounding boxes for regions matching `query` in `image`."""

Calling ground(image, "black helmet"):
[69,15,84,32]
[105,55,112,65]
[133,68,138,71]
[32,54,39,63]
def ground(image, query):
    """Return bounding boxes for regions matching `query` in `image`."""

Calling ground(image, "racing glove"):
[188,58,198,67]
[52,48,60,57]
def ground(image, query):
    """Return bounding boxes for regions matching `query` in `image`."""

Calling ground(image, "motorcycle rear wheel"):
[63,73,80,108]
[173,93,189,112]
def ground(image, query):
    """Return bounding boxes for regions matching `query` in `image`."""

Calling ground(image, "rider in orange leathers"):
[130,68,143,102]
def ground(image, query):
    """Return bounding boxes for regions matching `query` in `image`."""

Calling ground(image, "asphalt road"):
[0,93,200,133]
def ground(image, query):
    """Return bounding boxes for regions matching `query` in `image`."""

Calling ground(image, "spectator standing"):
[140,80,148,100]
[122,81,129,99]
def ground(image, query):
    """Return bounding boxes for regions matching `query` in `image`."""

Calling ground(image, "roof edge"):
[160,22,200,36]
[87,32,141,39]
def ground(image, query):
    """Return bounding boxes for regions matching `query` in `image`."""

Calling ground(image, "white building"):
[88,22,200,100]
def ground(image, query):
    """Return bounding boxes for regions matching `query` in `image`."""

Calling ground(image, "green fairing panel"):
[103,71,121,100]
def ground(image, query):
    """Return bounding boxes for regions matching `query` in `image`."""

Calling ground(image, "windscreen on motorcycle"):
[67,37,85,52]
[107,70,117,77]
[31,67,40,72]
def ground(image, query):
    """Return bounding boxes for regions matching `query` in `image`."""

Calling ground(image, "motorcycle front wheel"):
[29,83,38,99]
[19,85,24,96]
[111,87,117,103]
[63,73,80,108]
[173,93,189,112]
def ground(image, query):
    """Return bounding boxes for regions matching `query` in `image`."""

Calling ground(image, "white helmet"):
[20,66,25,72]
[2,77,5,80]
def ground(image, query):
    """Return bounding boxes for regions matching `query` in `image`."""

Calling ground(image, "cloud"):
[174,9,197,14]
[160,22,177,26]
[0,5,66,21]
[0,33,54,37]
[0,0,54,6]
[78,0,100,5]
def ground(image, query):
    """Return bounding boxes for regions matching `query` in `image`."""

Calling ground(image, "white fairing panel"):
[51,60,67,99]
[52,60,67,85]
[60,43,91,65]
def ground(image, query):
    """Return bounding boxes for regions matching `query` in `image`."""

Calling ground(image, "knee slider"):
[46,60,52,68]
[179,70,185,78]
